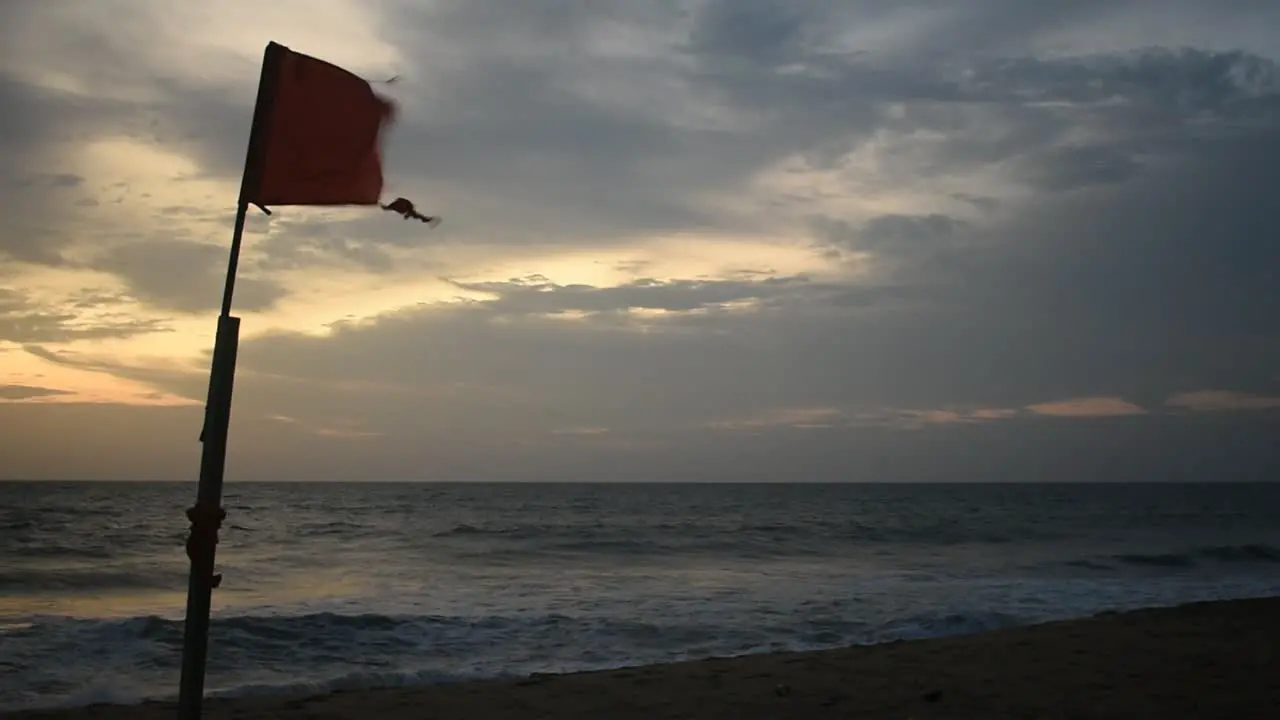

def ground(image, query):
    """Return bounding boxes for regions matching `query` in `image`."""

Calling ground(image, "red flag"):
[246,42,395,208]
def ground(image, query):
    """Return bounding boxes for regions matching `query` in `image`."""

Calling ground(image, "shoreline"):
[6,596,1279,719]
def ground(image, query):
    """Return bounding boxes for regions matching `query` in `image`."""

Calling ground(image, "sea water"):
[3,481,1280,710]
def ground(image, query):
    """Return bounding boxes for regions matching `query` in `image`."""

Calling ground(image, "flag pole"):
[176,43,281,720]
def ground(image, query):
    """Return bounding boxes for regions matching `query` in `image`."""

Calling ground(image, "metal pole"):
[176,313,240,719]
[176,42,281,720]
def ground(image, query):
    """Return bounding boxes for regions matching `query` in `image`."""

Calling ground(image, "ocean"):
[3,481,1280,711]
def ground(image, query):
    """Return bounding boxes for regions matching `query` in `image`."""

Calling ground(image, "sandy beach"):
[4,596,1277,719]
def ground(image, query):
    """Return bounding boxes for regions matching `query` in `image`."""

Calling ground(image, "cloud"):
[444,274,834,317]
[813,213,971,256]
[20,345,208,403]
[1015,144,1143,192]
[266,413,382,440]
[252,226,397,274]
[971,408,1021,420]
[709,404,1026,432]
[551,426,611,436]
[2,2,1280,480]
[0,289,170,343]
[1166,390,1280,412]
[710,406,849,431]
[18,172,85,189]
[0,384,71,401]
[96,240,286,313]
[1026,397,1147,418]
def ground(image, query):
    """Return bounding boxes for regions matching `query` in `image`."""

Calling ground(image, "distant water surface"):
[2,481,1279,710]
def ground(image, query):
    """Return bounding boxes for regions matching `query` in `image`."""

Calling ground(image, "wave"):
[1114,552,1195,568]
[296,521,370,538]
[208,666,493,701]
[434,521,811,539]
[1200,544,1280,563]
[1,606,1048,712]
[874,610,1025,641]
[16,664,509,712]
[427,519,1025,557]
[1116,543,1280,568]
[0,566,184,592]
[9,576,1280,714]
[0,543,117,560]
[1060,543,1280,571]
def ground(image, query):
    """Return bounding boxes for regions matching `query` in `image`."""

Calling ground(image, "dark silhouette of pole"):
[176,43,281,720]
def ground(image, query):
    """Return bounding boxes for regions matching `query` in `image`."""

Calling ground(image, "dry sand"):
[6,596,1278,719]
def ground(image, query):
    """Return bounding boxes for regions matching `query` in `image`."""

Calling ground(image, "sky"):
[1,0,1278,482]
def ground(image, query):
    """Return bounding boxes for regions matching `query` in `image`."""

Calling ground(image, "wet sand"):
[7,596,1279,719]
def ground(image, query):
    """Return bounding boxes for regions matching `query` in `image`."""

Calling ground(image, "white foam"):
[8,579,1280,712]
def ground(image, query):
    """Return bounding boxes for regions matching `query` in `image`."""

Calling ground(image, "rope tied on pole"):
[184,503,227,590]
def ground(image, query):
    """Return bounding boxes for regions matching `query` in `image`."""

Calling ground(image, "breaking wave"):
[1109,544,1280,570]
[0,606,1047,712]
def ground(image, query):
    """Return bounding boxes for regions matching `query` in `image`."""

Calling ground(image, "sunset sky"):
[2,0,1278,481]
